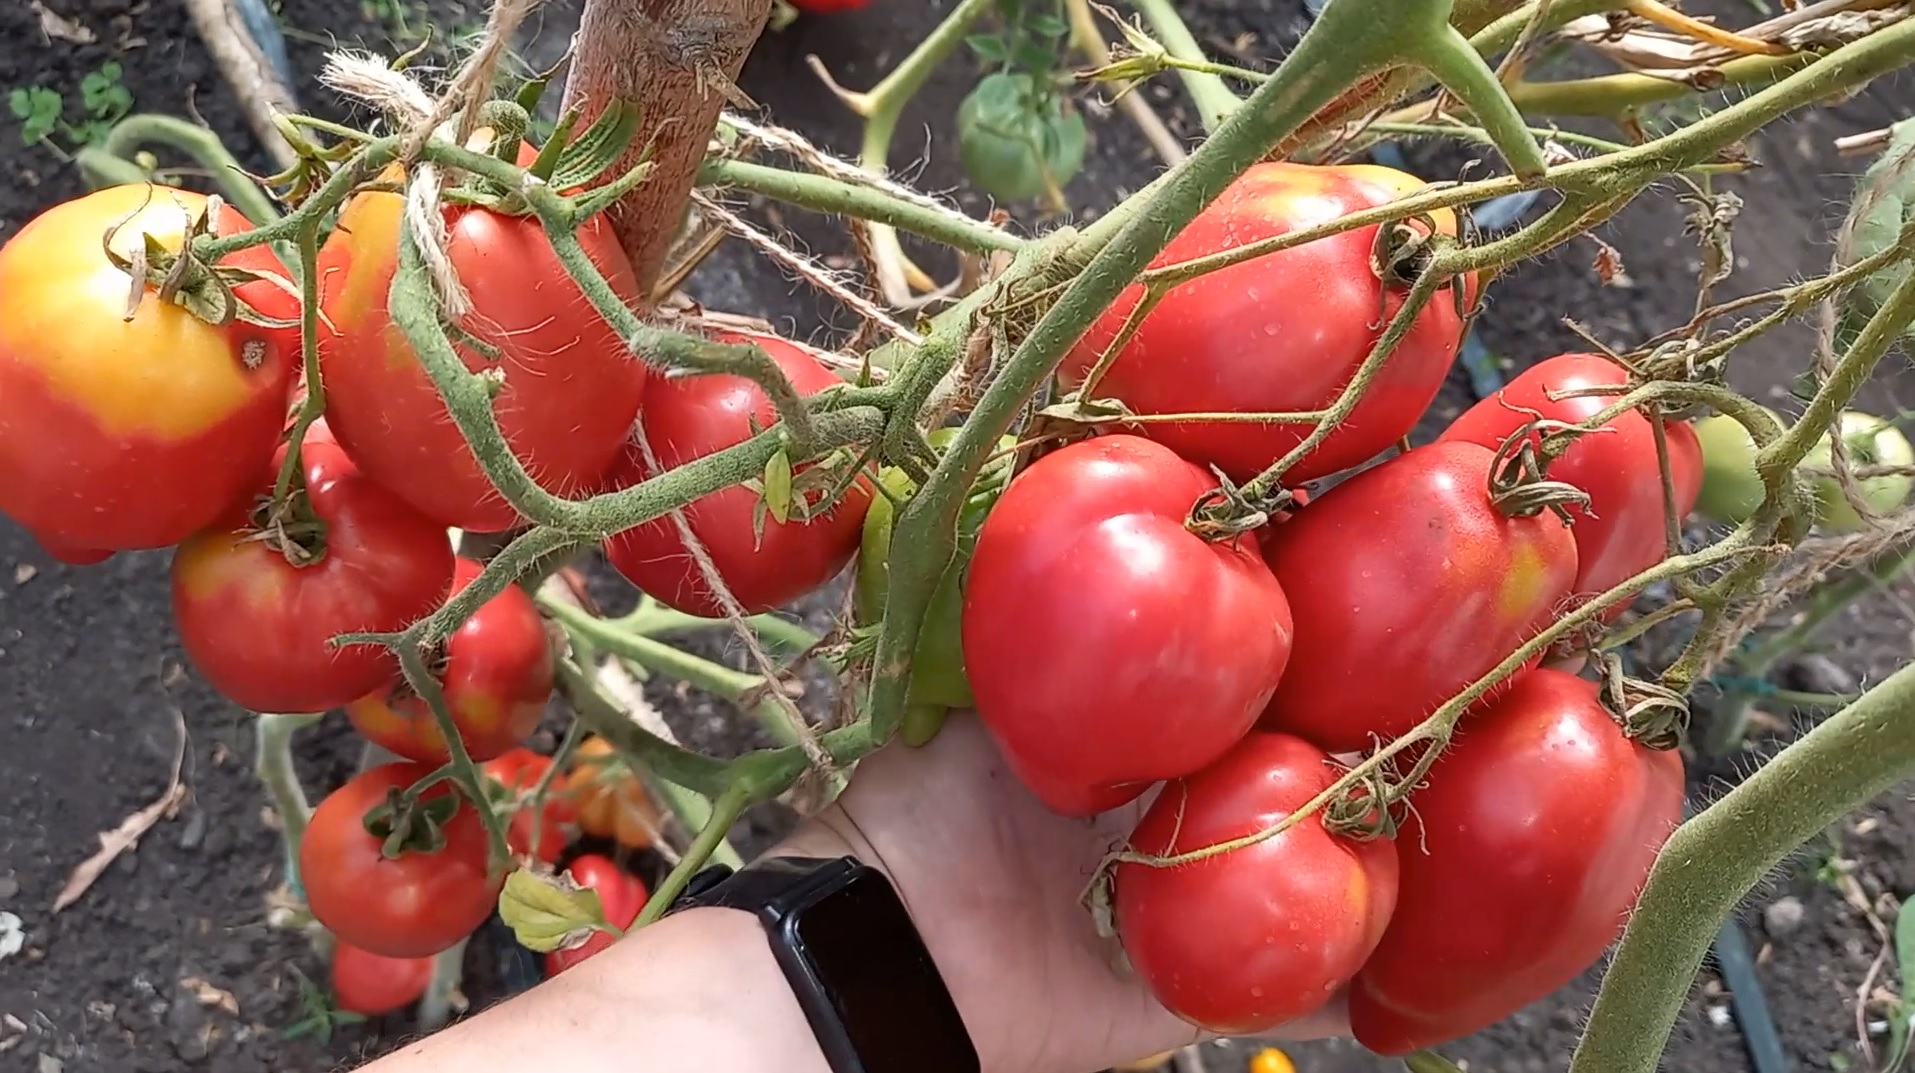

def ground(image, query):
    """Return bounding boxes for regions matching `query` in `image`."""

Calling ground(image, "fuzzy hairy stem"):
[1127,0,1245,130]
[387,640,513,865]
[563,0,770,298]
[99,113,286,229]
[550,596,803,748]
[1507,52,1813,117]
[1763,255,1915,479]
[832,0,998,303]
[255,712,321,894]
[271,224,325,509]
[697,157,1024,254]
[1570,661,1915,1073]
[552,655,736,796]
[634,780,752,926]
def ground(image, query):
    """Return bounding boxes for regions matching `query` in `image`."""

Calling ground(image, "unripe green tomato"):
[1693,410,1768,526]
[956,71,1088,203]
[856,430,1018,735]
[1804,410,1915,531]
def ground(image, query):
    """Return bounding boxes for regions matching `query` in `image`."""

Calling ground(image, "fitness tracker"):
[668,855,979,1073]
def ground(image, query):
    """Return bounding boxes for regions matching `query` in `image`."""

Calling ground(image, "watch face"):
[792,868,978,1073]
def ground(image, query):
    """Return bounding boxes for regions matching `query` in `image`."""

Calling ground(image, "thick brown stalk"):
[562,0,770,299]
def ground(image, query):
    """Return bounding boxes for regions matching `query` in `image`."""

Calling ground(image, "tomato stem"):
[549,655,738,798]
[806,0,996,305]
[97,113,288,234]
[696,157,1024,256]
[256,712,322,895]
[1571,660,1915,1073]
[390,638,514,868]
[1125,0,1245,132]
[547,596,808,751]
[269,221,327,517]
[632,779,753,928]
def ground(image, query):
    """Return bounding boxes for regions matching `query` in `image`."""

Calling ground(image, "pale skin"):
[363,715,1347,1073]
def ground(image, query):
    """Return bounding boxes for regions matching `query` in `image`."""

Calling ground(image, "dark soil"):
[4,2,1915,1072]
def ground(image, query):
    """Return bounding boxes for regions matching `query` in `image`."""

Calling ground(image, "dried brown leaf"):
[31,1,95,43]
[53,709,188,913]
[180,976,239,1015]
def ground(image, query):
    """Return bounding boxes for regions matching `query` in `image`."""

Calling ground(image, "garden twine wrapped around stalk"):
[315,0,547,318]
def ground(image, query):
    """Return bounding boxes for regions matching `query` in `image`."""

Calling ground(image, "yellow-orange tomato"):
[0,185,298,551]
[1249,1048,1298,1073]
[569,738,665,850]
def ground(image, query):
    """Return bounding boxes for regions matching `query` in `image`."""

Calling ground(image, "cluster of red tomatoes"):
[0,155,1745,1047]
[959,162,1703,1054]
[0,179,874,1005]
[322,737,671,1015]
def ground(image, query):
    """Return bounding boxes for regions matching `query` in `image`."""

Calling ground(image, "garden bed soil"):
[3,1,1915,1071]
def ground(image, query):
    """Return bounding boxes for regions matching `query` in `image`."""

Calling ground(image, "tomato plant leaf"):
[550,99,643,194]
[498,869,609,952]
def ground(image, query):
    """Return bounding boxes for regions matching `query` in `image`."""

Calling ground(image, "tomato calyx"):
[1185,473,1299,542]
[1369,211,1446,291]
[247,487,330,567]
[1321,766,1407,841]
[1598,655,1690,751]
[361,782,462,857]
[1486,422,1594,522]
[99,192,296,338]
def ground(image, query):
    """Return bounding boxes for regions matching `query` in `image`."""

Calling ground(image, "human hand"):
[775,712,1349,1073]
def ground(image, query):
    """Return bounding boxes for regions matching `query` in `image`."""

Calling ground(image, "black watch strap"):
[669,855,979,1073]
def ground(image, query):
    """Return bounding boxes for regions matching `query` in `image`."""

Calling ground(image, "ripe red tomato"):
[347,556,554,763]
[1058,162,1472,484]
[961,435,1294,816]
[316,150,648,532]
[1439,354,1704,616]
[1260,440,1578,754]
[482,747,577,864]
[0,185,297,550]
[300,762,504,959]
[331,942,433,1016]
[602,331,871,617]
[544,854,649,975]
[1115,732,1399,1033]
[170,425,455,713]
[1350,669,1685,1054]
[31,532,115,566]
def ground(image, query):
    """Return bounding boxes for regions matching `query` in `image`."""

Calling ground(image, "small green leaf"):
[549,100,643,193]
[11,86,62,146]
[762,449,794,526]
[499,868,609,952]
[1026,12,1067,37]
[967,33,1009,63]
